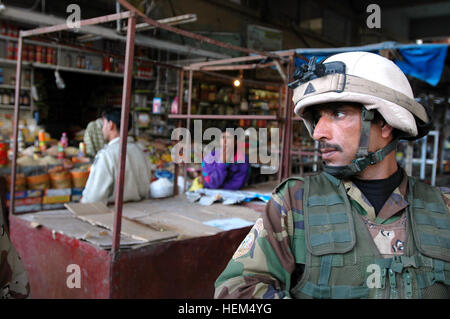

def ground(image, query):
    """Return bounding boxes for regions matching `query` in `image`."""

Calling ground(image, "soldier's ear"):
[381,122,394,139]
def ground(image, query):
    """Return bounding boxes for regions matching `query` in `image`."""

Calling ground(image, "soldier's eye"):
[333,110,346,118]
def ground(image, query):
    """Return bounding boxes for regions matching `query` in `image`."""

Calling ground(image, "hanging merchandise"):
[153,97,162,114]
[55,70,66,89]
[170,96,178,114]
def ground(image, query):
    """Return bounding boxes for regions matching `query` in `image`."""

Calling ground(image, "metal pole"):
[279,58,293,181]
[183,70,193,193]
[20,11,132,37]
[282,57,294,180]
[9,35,24,216]
[111,13,136,256]
[420,136,426,181]
[168,114,277,120]
[173,69,184,196]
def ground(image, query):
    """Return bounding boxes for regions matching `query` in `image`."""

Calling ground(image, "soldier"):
[0,206,30,298]
[214,52,450,299]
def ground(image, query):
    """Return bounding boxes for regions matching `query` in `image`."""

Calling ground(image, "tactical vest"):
[289,172,450,299]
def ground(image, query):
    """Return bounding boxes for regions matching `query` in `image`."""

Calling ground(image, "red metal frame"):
[8,0,308,298]
[168,51,297,185]
[10,11,137,261]
[9,0,304,246]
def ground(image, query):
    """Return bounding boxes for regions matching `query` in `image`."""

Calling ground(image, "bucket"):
[27,173,50,190]
[49,170,72,189]
[70,169,90,188]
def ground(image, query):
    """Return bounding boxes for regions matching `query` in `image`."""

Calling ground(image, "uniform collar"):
[343,168,409,223]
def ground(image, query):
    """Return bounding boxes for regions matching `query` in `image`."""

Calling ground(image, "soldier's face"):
[310,104,362,167]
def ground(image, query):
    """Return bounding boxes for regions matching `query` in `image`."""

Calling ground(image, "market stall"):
[6,1,281,298]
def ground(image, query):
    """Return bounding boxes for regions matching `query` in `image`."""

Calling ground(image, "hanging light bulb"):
[233,70,243,87]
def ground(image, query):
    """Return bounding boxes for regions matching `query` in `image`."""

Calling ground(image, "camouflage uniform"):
[214,170,450,299]
[0,208,30,299]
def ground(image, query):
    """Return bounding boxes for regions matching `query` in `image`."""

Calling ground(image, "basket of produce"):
[27,172,50,190]
[70,164,90,188]
[6,173,27,191]
[48,166,72,189]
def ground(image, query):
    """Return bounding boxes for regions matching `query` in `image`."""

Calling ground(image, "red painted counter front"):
[10,214,250,298]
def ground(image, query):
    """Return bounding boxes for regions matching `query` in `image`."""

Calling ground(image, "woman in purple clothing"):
[199,130,251,190]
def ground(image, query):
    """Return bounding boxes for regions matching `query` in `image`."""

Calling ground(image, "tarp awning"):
[289,41,448,86]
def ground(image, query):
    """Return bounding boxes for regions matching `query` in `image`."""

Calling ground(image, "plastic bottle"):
[38,130,46,152]
[78,142,86,157]
[60,132,68,148]
[33,136,41,160]
[57,142,65,159]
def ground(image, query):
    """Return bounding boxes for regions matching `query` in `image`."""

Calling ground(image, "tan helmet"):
[288,51,433,178]
[291,51,430,139]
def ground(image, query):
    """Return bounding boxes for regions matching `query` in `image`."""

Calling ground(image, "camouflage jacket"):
[0,209,30,299]
[214,171,450,299]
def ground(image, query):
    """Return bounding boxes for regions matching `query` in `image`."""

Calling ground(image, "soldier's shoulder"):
[271,176,306,204]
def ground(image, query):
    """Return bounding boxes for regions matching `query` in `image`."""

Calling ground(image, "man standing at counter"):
[81,108,151,204]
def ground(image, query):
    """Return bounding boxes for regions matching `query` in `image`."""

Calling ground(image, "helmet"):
[289,51,433,178]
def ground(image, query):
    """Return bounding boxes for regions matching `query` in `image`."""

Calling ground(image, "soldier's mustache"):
[318,142,343,152]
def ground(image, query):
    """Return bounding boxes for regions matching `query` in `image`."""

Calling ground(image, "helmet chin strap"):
[322,108,399,179]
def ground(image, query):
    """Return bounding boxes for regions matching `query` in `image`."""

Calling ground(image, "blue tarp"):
[291,41,448,86]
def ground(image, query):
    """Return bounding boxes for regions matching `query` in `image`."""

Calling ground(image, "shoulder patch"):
[232,232,255,259]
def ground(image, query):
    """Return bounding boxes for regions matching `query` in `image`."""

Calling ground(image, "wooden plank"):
[135,212,221,239]
[65,202,178,243]
[31,215,145,248]
[65,202,112,216]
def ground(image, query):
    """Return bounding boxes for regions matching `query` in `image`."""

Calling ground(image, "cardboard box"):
[6,197,42,207]
[14,204,42,213]
[71,187,84,202]
[42,195,71,204]
[6,190,43,200]
[44,188,72,197]
[42,203,66,210]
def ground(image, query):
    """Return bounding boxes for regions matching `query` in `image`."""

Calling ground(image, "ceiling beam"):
[0,5,229,59]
